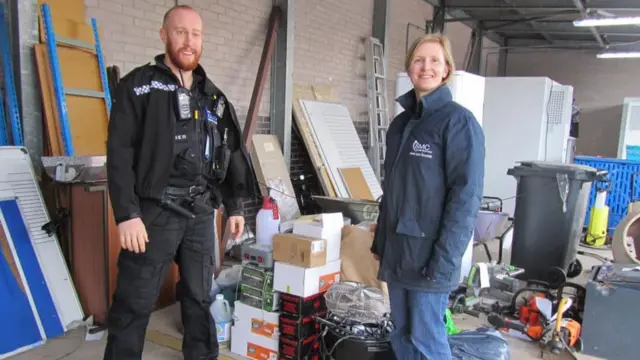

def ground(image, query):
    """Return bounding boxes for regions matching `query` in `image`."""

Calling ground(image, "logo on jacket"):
[205,108,217,124]
[410,140,432,158]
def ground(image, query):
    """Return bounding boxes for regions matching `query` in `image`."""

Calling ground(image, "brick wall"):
[85,0,273,115]
[85,0,498,230]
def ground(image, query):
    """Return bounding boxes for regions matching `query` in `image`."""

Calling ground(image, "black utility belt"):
[164,185,207,198]
[160,186,214,219]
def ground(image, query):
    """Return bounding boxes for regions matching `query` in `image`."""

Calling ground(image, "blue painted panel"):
[0,200,64,339]
[0,223,42,355]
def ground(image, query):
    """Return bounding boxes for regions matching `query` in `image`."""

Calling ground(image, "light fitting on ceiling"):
[574,17,640,27]
[596,51,640,59]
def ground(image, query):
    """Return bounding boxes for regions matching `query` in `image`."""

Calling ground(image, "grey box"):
[581,263,640,360]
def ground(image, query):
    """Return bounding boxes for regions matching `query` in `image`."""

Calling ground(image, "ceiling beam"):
[498,29,640,37]
[430,15,579,24]
[505,38,628,49]
[444,0,640,11]
[572,0,606,47]
[422,0,505,45]
[483,10,578,30]
[501,0,554,43]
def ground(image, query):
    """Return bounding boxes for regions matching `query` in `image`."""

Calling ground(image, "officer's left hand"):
[228,216,245,240]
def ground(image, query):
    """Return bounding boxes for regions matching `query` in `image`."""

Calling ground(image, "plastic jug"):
[210,294,232,346]
[256,195,280,247]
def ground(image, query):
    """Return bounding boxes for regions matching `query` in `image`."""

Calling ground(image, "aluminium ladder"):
[40,3,111,156]
[365,37,389,183]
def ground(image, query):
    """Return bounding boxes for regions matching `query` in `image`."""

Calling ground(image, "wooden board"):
[250,135,301,221]
[338,167,374,200]
[57,46,109,155]
[34,44,63,156]
[38,16,96,45]
[37,0,88,43]
[37,0,85,23]
[292,84,337,197]
[34,45,109,156]
[65,96,108,155]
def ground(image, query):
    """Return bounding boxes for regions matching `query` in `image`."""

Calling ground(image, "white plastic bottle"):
[255,195,280,247]
[210,294,232,347]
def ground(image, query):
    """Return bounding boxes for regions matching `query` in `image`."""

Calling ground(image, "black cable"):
[314,311,394,358]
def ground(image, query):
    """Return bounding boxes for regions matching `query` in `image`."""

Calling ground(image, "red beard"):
[166,39,201,71]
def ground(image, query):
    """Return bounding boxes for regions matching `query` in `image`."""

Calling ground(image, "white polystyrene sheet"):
[299,101,349,198]
[0,146,84,330]
[300,100,383,199]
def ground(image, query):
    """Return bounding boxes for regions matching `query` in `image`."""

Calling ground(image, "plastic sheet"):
[449,327,510,360]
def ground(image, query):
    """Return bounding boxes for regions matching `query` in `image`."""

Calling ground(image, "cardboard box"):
[280,292,327,317]
[230,300,279,359]
[273,260,341,298]
[273,233,327,268]
[280,335,321,360]
[292,213,343,263]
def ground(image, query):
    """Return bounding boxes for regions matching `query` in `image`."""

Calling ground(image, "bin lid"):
[507,161,600,180]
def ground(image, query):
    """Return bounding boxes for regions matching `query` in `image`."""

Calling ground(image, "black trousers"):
[103,200,218,360]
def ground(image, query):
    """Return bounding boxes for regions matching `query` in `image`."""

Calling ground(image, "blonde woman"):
[371,34,485,359]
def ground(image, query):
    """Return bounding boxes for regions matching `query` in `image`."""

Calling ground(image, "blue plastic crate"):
[573,155,640,233]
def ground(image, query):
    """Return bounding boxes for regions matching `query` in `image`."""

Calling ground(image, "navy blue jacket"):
[371,85,485,292]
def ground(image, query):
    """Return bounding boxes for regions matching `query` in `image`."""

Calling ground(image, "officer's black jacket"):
[106,54,258,224]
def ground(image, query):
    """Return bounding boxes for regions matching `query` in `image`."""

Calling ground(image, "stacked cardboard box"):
[231,248,281,357]
[230,300,280,359]
[272,213,344,359]
[238,264,279,312]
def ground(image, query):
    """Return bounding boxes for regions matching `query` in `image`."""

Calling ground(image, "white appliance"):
[482,76,573,216]
[394,70,486,283]
[617,97,640,160]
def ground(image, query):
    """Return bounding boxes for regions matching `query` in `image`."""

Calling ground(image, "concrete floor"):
[7,241,610,360]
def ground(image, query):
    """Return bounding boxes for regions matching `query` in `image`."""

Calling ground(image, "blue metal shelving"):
[40,3,112,156]
[0,1,23,146]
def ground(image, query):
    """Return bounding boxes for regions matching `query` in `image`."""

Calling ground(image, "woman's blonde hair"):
[405,33,456,84]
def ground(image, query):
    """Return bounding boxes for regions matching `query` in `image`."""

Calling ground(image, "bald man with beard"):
[103,5,257,360]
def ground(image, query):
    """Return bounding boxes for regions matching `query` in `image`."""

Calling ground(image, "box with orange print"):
[273,260,341,298]
[230,300,280,360]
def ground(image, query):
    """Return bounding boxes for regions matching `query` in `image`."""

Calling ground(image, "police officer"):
[103,5,257,360]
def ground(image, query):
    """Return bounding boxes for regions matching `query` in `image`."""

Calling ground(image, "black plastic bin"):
[507,161,600,283]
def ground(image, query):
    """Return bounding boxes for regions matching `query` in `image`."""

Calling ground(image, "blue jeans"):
[388,284,451,360]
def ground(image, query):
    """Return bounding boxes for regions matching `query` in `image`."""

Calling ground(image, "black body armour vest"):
[168,86,227,189]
